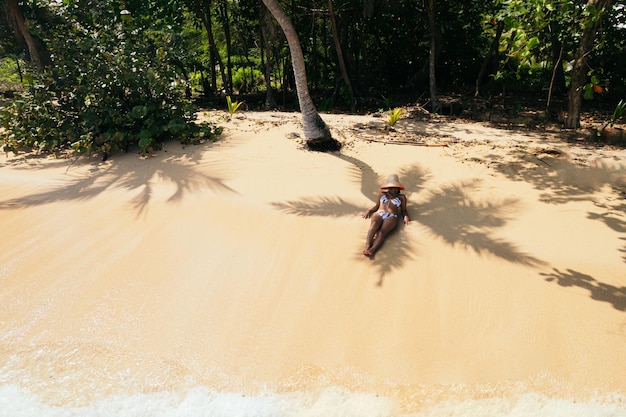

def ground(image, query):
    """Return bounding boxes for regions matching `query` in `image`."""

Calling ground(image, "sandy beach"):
[1,110,625,415]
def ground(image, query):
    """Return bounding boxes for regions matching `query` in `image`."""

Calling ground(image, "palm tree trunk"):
[261,0,341,151]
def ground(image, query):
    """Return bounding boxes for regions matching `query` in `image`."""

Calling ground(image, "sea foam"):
[1,383,625,417]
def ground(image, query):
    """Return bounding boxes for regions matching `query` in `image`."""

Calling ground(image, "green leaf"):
[388,108,404,126]
[139,129,152,140]
[130,105,148,119]
[138,136,152,149]
[611,100,625,123]
[226,96,243,115]
[527,36,540,49]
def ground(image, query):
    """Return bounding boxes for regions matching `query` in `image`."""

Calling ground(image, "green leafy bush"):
[231,66,264,94]
[0,57,22,86]
[0,3,220,156]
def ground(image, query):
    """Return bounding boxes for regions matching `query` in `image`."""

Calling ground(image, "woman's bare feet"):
[363,248,374,257]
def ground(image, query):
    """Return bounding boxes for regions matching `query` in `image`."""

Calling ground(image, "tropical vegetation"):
[0,0,624,155]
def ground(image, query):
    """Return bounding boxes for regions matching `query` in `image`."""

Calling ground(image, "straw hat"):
[380,174,405,190]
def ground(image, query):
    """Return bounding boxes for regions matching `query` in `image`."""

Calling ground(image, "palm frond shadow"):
[332,153,430,201]
[541,268,626,311]
[491,149,625,204]
[362,226,415,286]
[416,179,545,267]
[478,148,626,309]
[271,196,363,217]
[492,148,626,211]
[587,198,626,265]
[0,153,79,171]
[271,152,546,283]
[491,149,626,266]
[0,148,236,215]
[332,153,382,201]
[268,153,425,284]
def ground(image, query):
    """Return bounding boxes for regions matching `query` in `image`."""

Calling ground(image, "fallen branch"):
[362,136,449,147]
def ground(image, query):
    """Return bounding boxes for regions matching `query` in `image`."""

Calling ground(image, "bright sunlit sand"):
[1,111,625,416]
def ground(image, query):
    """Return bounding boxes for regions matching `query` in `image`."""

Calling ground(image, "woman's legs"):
[364,214,383,255]
[366,217,398,256]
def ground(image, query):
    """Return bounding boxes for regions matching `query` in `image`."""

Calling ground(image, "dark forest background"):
[1,0,624,154]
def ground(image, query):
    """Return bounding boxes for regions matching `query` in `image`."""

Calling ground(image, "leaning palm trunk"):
[262,0,341,151]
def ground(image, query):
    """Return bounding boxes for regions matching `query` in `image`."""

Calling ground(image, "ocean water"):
[1,383,626,417]
[0,343,624,417]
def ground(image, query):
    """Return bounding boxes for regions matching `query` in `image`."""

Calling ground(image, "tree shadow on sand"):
[489,148,626,246]
[416,179,545,267]
[540,268,626,311]
[270,196,363,218]
[489,148,626,205]
[587,197,626,264]
[271,155,426,284]
[486,148,626,311]
[271,152,544,284]
[0,144,236,216]
[363,226,414,287]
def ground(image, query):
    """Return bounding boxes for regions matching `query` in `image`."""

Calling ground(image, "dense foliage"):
[0,0,221,156]
[0,0,624,154]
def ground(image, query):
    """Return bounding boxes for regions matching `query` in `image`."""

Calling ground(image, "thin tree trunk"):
[5,0,51,72]
[475,19,504,97]
[428,0,440,113]
[261,41,278,109]
[262,0,340,151]
[193,0,227,96]
[15,57,23,83]
[259,4,279,109]
[328,0,354,109]
[218,0,233,94]
[565,0,614,128]
[550,35,567,94]
[546,44,563,114]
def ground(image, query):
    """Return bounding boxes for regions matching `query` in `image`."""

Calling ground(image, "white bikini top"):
[380,194,401,207]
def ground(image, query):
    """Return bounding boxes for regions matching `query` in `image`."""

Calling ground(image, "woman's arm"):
[400,195,410,224]
[362,192,382,218]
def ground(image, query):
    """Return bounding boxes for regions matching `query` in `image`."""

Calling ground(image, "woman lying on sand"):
[362,174,410,256]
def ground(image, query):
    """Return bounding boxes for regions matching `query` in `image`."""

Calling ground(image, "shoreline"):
[1,111,625,412]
